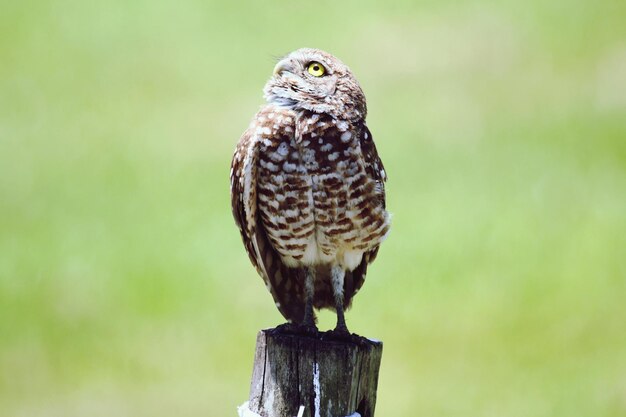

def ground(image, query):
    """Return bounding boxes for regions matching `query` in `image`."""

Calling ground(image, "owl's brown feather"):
[230,127,308,322]
[230,48,390,328]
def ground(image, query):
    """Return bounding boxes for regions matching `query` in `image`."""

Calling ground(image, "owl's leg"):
[331,265,349,334]
[272,268,318,336]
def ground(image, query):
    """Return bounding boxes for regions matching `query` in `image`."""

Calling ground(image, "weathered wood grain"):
[247,330,383,417]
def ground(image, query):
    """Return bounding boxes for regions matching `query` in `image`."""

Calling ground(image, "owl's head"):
[263,48,366,121]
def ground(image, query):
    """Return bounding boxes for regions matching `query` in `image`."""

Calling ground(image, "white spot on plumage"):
[307,114,320,124]
[258,195,279,209]
[260,181,277,192]
[340,131,352,142]
[284,209,299,218]
[277,142,289,156]
[260,160,279,171]
[347,162,359,175]
[282,161,297,172]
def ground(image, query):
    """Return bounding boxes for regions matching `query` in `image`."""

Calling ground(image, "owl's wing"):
[230,129,305,323]
[345,125,388,302]
[360,124,387,209]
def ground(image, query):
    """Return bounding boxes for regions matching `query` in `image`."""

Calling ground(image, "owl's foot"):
[271,322,319,337]
[323,329,349,342]
[334,320,349,335]
[322,328,369,345]
[321,327,356,343]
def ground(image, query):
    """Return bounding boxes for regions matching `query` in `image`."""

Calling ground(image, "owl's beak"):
[273,59,295,76]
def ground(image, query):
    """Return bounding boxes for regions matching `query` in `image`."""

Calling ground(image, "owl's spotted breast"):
[252,106,389,271]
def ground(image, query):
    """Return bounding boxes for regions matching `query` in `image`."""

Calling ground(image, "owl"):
[230,48,390,336]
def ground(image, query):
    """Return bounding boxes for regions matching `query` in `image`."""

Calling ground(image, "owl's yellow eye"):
[307,62,326,77]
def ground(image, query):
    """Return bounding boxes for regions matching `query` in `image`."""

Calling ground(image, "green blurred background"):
[1,0,625,416]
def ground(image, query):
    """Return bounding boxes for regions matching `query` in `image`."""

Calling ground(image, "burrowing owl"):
[230,48,390,335]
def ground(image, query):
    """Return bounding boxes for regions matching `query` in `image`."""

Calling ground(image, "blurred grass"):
[1,0,625,416]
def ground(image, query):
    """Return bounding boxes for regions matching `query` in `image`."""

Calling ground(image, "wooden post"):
[243,329,383,417]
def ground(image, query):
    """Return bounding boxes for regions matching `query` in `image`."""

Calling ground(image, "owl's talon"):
[334,324,349,335]
[321,327,361,344]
